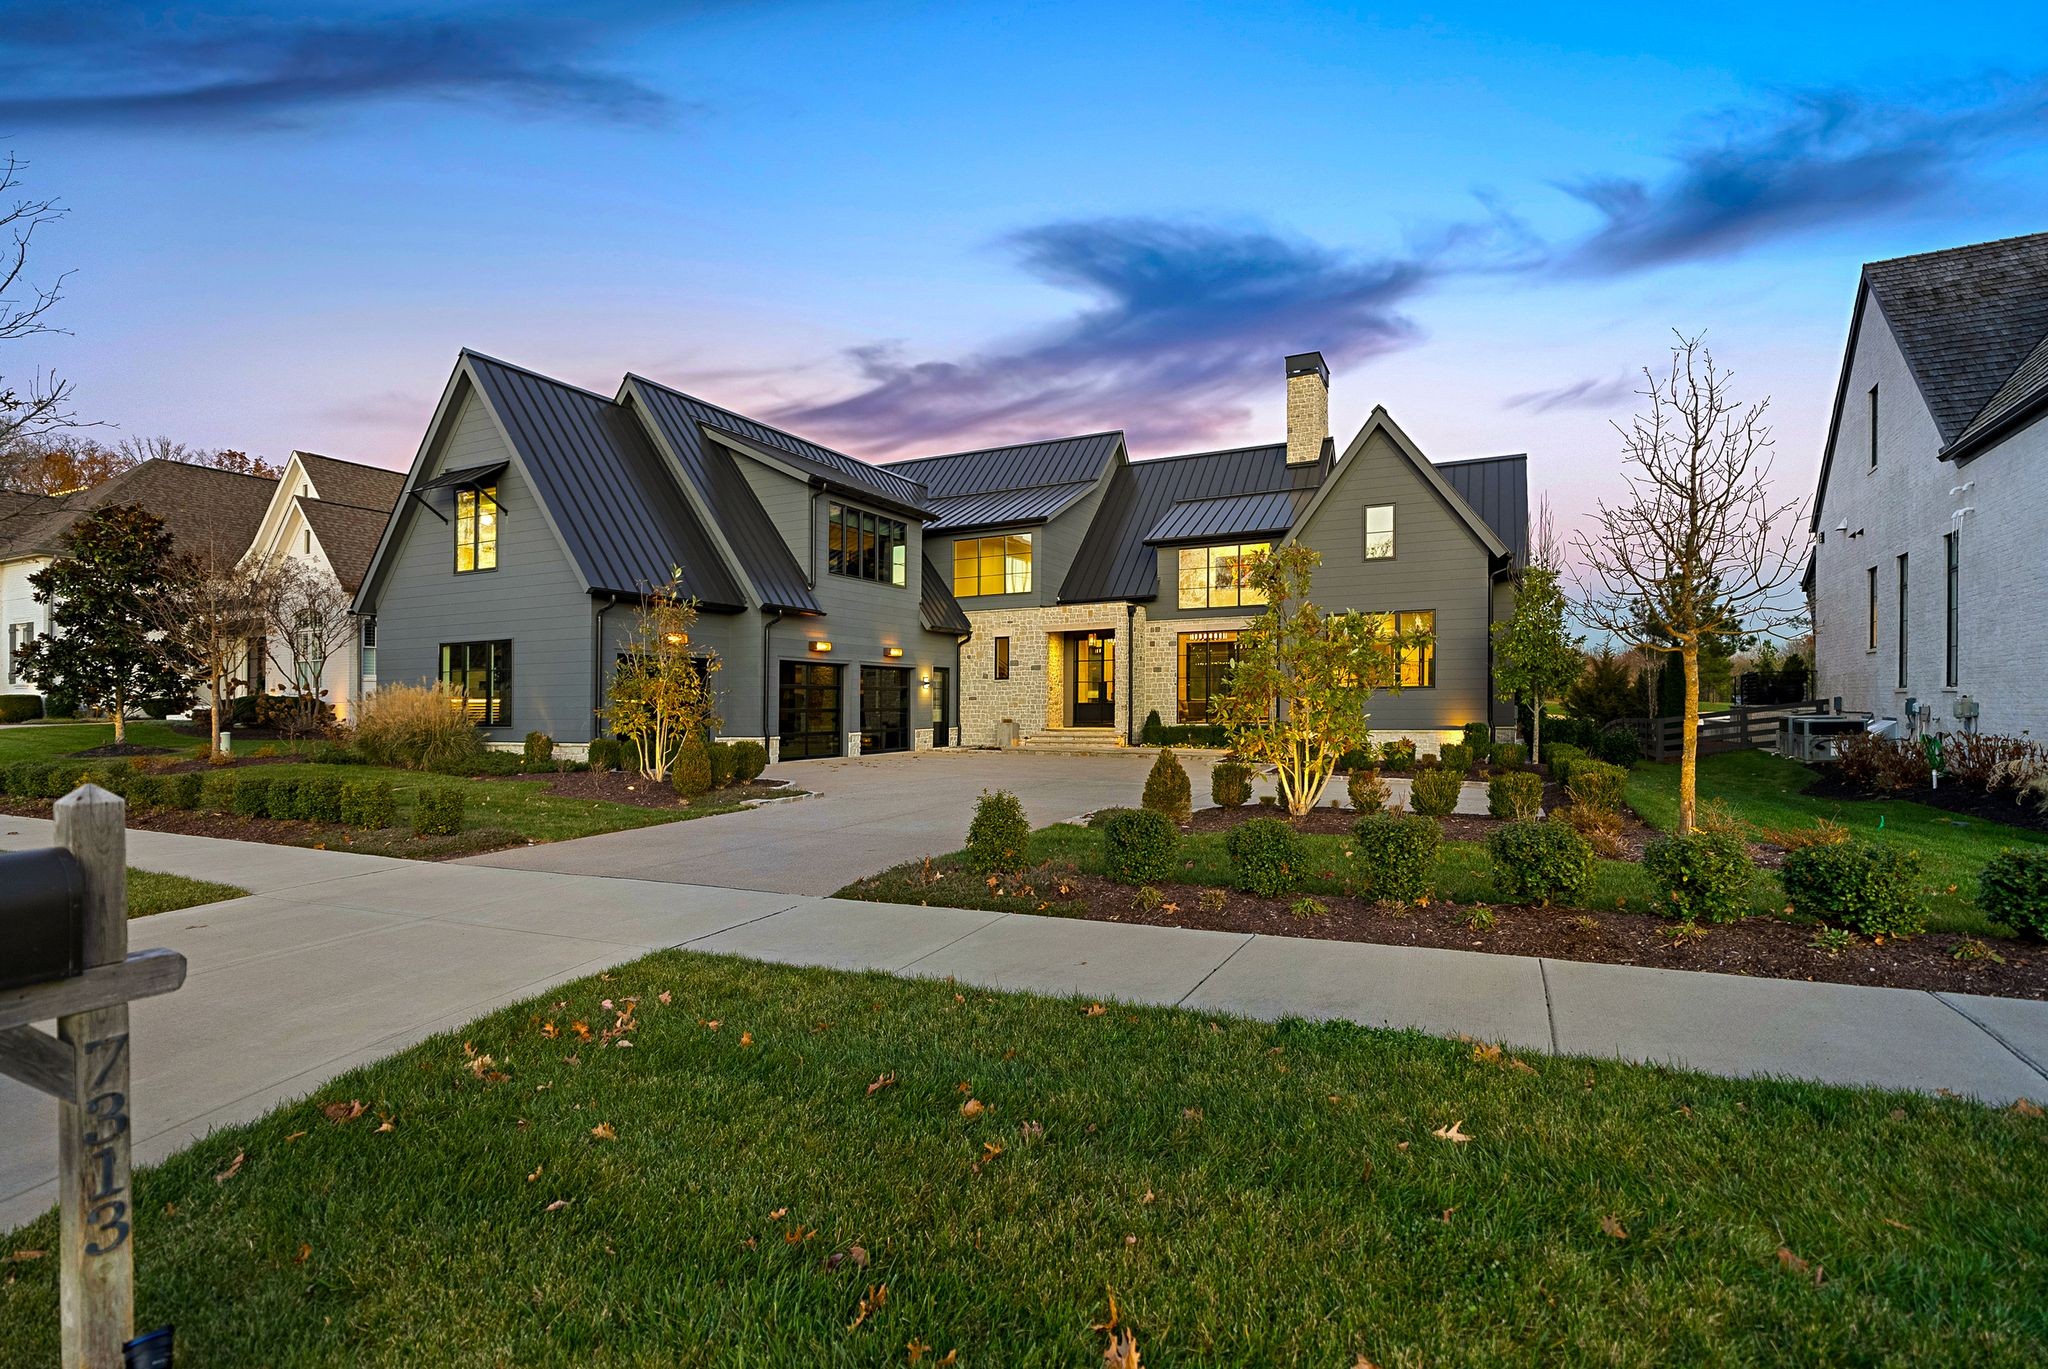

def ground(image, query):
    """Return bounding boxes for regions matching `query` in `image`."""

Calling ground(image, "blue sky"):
[6,1,2048,545]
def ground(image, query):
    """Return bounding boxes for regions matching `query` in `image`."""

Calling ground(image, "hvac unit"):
[1779,715,1869,761]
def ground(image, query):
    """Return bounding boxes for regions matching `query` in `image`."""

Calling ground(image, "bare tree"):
[1573,334,1809,832]
[150,554,274,757]
[262,559,355,735]
[0,151,74,456]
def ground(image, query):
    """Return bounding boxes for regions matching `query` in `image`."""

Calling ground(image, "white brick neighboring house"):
[1809,232,2048,741]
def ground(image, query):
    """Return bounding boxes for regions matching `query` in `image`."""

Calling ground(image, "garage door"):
[778,661,842,760]
[860,665,911,754]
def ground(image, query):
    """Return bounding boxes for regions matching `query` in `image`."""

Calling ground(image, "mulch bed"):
[1184,795,1672,859]
[1801,765,2048,835]
[495,771,799,810]
[995,866,2048,1000]
[68,743,181,758]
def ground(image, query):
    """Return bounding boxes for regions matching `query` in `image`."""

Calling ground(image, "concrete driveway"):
[463,747,1237,894]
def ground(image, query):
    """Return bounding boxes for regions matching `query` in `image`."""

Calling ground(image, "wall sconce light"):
[883,646,904,659]
[920,675,931,687]
[809,640,833,654]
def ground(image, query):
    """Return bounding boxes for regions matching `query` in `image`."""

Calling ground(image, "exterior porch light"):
[883,646,904,659]
[809,640,833,654]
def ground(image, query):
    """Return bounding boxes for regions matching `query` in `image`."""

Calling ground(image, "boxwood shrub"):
[1436,743,1472,775]
[670,743,712,799]
[1976,847,2048,941]
[1409,766,1463,817]
[1142,748,1192,826]
[1347,768,1389,814]
[1781,839,1926,937]
[1544,743,1587,789]
[340,778,397,829]
[1487,819,1594,905]
[1566,759,1629,814]
[731,740,768,783]
[1461,722,1493,764]
[1593,729,1642,766]
[1350,811,1440,904]
[1225,817,1305,897]
[200,772,238,813]
[264,775,302,821]
[1487,770,1543,821]
[706,742,738,790]
[123,774,167,810]
[1210,760,1252,808]
[163,771,203,810]
[231,774,273,818]
[412,786,466,837]
[586,737,624,771]
[965,789,1032,875]
[1491,741,1527,769]
[297,773,346,823]
[0,694,43,723]
[523,731,555,767]
[1641,830,1753,924]
[1102,807,1178,884]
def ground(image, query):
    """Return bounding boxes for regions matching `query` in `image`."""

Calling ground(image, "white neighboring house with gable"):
[1809,231,2048,741]
[239,451,403,722]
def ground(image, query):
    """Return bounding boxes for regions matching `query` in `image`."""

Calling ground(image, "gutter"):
[1125,600,1138,743]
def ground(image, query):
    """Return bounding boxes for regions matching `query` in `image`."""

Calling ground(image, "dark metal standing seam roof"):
[919,554,973,635]
[882,431,1122,497]
[1434,454,1529,567]
[629,374,929,515]
[1061,442,1330,603]
[1143,488,1308,545]
[923,482,1100,534]
[463,352,748,610]
[624,378,824,615]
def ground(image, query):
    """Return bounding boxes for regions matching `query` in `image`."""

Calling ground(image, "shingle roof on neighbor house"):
[0,459,277,564]
[295,451,406,513]
[1861,230,2048,457]
[462,351,749,609]
[296,496,394,592]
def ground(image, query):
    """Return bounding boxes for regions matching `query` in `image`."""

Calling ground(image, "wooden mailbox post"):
[0,786,188,1368]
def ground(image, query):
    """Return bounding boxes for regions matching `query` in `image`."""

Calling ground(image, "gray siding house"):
[880,352,1528,751]
[354,352,971,759]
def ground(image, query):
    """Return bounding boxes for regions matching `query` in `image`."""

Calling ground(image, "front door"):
[1069,631,1114,728]
[860,665,911,754]
[930,666,950,747]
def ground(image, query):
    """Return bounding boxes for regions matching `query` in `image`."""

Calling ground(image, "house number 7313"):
[81,1033,131,1256]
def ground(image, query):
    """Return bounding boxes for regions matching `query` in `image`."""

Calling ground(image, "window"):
[827,502,907,586]
[1868,384,1879,468]
[303,529,312,556]
[439,640,511,726]
[1176,542,1270,610]
[1178,631,1239,723]
[1364,504,1395,560]
[455,484,498,573]
[1945,532,1960,687]
[293,617,321,694]
[360,618,377,682]
[6,622,33,684]
[952,532,1033,596]
[994,636,1010,680]
[1867,566,1878,650]
[1371,610,1436,688]
[1896,553,1909,688]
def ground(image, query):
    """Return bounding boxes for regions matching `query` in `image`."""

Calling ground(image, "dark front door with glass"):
[860,665,912,754]
[1069,631,1114,728]
[930,666,950,747]
[779,661,842,760]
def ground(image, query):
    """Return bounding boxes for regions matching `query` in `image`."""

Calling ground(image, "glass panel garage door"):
[778,661,842,760]
[860,665,912,754]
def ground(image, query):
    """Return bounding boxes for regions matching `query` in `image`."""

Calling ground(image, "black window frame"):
[1363,504,1395,560]
[1868,384,1879,469]
[1177,630,1239,723]
[1867,566,1878,651]
[1896,552,1908,689]
[454,483,499,575]
[778,660,843,760]
[1945,531,1960,688]
[439,639,512,727]
[827,501,908,586]
[994,635,1010,680]
[952,531,1034,597]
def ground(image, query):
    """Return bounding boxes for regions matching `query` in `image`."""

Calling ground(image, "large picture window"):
[1176,542,1270,610]
[1178,631,1238,723]
[1370,610,1435,688]
[455,484,498,573]
[827,502,908,586]
[1364,504,1395,560]
[953,532,1033,596]
[440,640,511,726]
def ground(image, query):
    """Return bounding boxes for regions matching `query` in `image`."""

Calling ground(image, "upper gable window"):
[455,484,498,573]
[827,502,908,586]
[1177,542,1269,610]
[1364,504,1395,560]
[954,533,1033,597]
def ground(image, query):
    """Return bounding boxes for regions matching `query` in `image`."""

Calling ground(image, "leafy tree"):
[599,574,721,782]
[18,505,189,743]
[1491,563,1582,764]
[1565,645,1637,726]
[1212,543,1419,816]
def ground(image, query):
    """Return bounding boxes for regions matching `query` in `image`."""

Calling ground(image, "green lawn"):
[2,954,2040,1365]
[1628,751,2048,935]
[127,868,246,918]
[0,720,747,854]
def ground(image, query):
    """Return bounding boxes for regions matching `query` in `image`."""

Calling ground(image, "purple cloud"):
[1502,376,1636,414]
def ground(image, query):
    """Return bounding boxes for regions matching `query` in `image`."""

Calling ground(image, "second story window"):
[827,502,907,586]
[1364,504,1394,560]
[1868,384,1879,469]
[455,484,498,573]
[953,533,1033,596]
[1177,542,1269,610]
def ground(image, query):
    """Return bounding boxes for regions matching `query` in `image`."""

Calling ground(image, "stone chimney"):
[1284,351,1329,466]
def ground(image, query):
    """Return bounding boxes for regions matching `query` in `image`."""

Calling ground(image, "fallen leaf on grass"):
[1091,1287,1120,1332]
[321,1100,368,1125]
[786,1226,816,1244]
[571,1021,593,1042]
[1103,1328,1141,1368]
[1084,1003,1107,1017]
[1020,1120,1044,1141]
[539,1021,559,1039]
[2012,1098,2045,1118]
[769,1207,789,1220]
[739,1031,754,1048]
[960,1098,985,1119]
[866,1073,898,1096]
[292,1242,312,1265]
[9,1251,45,1263]
[527,1165,543,1182]
[590,1122,617,1141]
[657,990,672,1005]
[1431,1121,1472,1143]
[1777,1247,1824,1285]
[283,1131,307,1144]
[214,1151,245,1183]
[544,1199,569,1213]
[823,1244,869,1271]
[1438,1207,1457,1223]
[847,1282,887,1331]
[1882,1217,1915,1232]
[1600,1215,1628,1240]
[1139,1189,1155,1205]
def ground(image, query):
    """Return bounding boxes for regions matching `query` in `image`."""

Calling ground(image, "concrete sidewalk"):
[4,820,2046,1232]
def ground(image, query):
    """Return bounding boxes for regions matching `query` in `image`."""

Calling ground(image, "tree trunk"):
[1531,693,1543,766]
[111,687,125,745]
[1679,642,1700,835]
[209,667,224,757]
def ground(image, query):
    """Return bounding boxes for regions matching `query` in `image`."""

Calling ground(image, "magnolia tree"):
[1491,562,1582,764]
[1212,544,1423,815]
[150,552,271,756]
[1574,335,1807,833]
[600,575,721,782]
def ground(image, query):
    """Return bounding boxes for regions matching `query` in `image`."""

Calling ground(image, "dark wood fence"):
[1610,703,1827,763]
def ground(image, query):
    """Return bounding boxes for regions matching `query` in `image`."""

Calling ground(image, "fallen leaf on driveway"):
[1431,1121,1472,1143]
[214,1151,245,1183]
[1600,1215,1628,1240]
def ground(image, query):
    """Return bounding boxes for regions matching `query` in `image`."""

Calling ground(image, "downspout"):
[592,594,621,740]
[762,608,785,748]
[807,493,819,587]
[1125,601,1138,744]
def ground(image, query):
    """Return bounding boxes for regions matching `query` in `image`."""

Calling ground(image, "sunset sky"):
[6,2,2048,547]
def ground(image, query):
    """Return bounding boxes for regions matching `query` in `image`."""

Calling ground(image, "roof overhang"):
[415,460,509,493]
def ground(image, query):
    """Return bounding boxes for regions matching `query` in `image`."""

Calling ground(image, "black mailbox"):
[0,847,87,990]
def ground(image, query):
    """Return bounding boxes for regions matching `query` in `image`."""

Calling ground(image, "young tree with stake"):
[1573,334,1807,832]
[600,574,721,782]
[1491,561,1582,765]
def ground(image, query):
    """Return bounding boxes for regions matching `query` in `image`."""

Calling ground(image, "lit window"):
[1370,611,1436,688]
[994,636,1010,680]
[1176,543,1270,610]
[455,485,498,573]
[828,503,908,586]
[1364,504,1394,560]
[439,640,511,726]
[953,532,1033,596]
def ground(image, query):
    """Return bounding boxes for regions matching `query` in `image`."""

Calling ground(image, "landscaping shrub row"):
[0,758,460,837]
[1138,711,1227,748]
